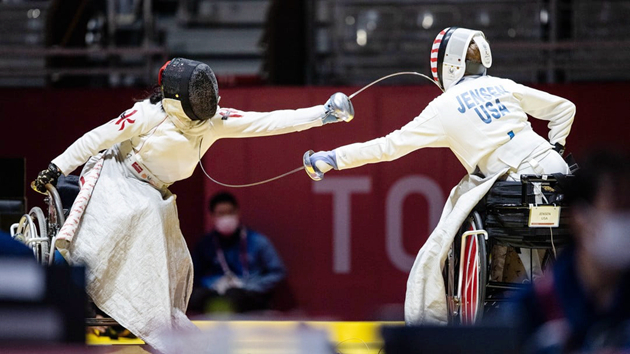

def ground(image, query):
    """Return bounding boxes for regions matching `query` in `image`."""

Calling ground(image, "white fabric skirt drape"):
[61,145,196,352]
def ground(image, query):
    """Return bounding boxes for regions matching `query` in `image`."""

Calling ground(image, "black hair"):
[134,84,164,107]
[209,191,239,213]
[148,84,164,104]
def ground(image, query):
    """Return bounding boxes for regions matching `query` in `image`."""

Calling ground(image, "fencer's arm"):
[212,106,326,138]
[333,111,447,170]
[51,103,155,175]
[513,84,575,147]
[212,93,354,139]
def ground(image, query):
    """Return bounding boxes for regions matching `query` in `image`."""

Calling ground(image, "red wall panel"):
[1,82,628,320]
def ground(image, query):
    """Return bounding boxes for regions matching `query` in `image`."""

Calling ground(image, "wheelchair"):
[10,183,64,265]
[444,174,573,324]
[10,179,119,328]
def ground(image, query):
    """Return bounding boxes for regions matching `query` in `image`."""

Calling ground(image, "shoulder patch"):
[219,108,243,120]
[114,109,137,130]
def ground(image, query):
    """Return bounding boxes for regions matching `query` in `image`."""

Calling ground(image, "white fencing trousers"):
[507,149,569,181]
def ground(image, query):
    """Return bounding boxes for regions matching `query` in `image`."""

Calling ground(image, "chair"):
[444,174,573,324]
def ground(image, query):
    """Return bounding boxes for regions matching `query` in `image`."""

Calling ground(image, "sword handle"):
[303,150,324,181]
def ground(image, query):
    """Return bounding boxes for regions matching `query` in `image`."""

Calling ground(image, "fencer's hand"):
[212,276,231,295]
[309,150,338,174]
[31,163,62,195]
[322,92,354,124]
[227,275,243,289]
[212,275,243,295]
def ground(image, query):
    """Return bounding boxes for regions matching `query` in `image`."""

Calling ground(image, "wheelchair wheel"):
[29,207,49,263]
[445,211,487,324]
[13,214,35,244]
[444,229,457,321]
[45,183,66,235]
[14,213,48,263]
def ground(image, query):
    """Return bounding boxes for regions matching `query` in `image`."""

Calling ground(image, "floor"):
[88,320,404,354]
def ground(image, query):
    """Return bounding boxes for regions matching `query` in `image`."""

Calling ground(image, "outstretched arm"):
[306,108,447,178]
[212,92,354,139]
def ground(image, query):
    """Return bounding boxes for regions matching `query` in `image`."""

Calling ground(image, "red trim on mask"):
[158,60,171,85]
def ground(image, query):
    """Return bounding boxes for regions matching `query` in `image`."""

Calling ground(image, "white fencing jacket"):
[53,100,326,183]
[335,75,574,177]
[332,75,575,324]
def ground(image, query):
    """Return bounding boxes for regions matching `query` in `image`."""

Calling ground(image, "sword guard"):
[303,150,324,181]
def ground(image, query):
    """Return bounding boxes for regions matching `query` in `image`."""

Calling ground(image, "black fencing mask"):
[159,58,219,121]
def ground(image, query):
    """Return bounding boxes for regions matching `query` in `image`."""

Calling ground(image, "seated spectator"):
[189,191,286,314]
[507,150,630,353]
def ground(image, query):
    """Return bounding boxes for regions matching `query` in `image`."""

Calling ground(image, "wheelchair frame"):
[444,174,572,324]
[10,183,65,265]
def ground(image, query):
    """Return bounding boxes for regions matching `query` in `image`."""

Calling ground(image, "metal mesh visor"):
[161,58,218,121]
[188,64,219,120]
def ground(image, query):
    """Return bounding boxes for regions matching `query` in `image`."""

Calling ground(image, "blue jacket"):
[192,227,286,293]
[0,231,35,259]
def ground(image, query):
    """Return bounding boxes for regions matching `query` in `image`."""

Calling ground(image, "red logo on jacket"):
[219,109,243,120]
[115,109,137,130]
[131,162,143,173]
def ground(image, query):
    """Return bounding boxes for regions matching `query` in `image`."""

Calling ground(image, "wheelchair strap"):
[120,140,169,190]
[564,153,579,174]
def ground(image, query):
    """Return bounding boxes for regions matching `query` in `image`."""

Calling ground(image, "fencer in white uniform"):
[32,58,354,353]
[306,27,575,324]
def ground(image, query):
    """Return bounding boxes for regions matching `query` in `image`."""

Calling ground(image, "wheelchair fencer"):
[444,174,574,324]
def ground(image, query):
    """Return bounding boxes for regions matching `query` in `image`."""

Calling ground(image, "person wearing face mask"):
[189,191,286,314]
[505,149,630,353]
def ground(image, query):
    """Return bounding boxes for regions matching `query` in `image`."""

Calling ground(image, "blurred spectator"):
[189,191,286,314]
[508,150,630,353]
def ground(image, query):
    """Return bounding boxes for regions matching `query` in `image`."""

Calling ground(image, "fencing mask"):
[159,58,219,121]
[430,27,492,91]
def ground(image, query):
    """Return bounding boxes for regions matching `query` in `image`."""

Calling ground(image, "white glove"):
[310,150,338,174]
[322,92,354,124]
